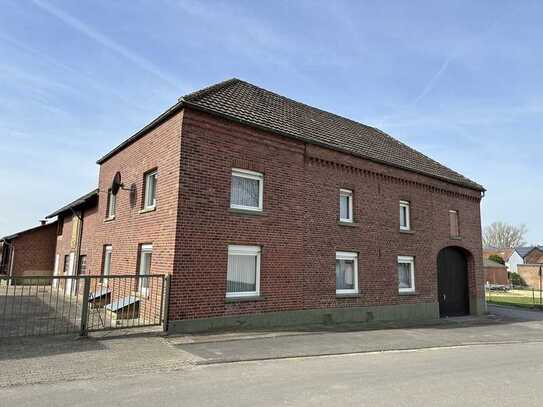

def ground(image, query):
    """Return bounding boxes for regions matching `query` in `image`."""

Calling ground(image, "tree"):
[488,254,505,265]
[483,222,527,249]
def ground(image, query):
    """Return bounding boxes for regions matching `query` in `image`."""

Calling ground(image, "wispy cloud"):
[32,0,183,89]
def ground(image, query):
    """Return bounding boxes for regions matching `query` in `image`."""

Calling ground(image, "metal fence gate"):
[0,274,170,337]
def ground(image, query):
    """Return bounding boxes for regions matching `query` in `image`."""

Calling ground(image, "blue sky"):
[1,0,541,242]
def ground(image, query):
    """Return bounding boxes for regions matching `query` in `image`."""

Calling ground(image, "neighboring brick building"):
[483,258,509,286]
[87,78,486,332]
[0,221,58,279]
[45,190,98,291]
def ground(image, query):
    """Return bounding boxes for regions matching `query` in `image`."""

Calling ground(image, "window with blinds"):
[230,169,263,211]
[226,245,261,297]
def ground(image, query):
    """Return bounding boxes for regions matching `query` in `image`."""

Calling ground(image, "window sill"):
[399,229,414,234]
[104,216,115,222]
[338,221,358,227]
[336,292,361,298]
[139,206,156,214]
[229,208,266,216]
[399,291,417,296]
[450,236,462,240]
[225,295,265,303]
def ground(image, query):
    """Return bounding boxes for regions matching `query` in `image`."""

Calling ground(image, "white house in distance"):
[507,246,543,273]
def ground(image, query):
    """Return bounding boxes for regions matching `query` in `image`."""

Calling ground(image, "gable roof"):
[98,78,484,191]
[515,246,543,259]
[483,248,514,262]
[45,189,99,219]
[483,258,506,268]
[1,221,57,242]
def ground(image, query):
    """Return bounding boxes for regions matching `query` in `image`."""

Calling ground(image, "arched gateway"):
[437,247,470,317]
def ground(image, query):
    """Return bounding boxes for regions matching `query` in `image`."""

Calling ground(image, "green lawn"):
[486,289,543,310]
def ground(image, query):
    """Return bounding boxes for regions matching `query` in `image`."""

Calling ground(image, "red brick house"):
[45,189,98,291]
[79,78,485,332]
[0,221,58,280]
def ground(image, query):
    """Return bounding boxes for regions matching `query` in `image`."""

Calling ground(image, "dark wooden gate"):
[437,247,469,317]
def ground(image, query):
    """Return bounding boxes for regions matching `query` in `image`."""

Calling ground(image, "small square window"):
[400,201,410,230]
[230,169,263,211]
[398,256,415,293]
[226,245,261,297]
[336,251,358,294]
[138,244,152,297]
[449,210,459,237]
[143,170,158,210]
[339,189,353,223]
[106,189,116,219]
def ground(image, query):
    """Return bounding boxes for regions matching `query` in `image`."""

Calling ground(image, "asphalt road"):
[3,340,543,407]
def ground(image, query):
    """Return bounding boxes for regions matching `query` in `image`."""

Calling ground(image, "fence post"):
[162,275,171,333]
[80,276,91,336]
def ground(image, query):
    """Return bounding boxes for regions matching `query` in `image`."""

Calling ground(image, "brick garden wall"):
[11,222,57,277]
[168,108,484,322]
[518,265,543,289]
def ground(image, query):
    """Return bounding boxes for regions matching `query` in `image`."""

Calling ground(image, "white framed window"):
[400,200,410,231]
[336,251,358,294]
[106,189,116,219]
[339,189,353,223]
[398,256,415,293]
[101,245,112,284]
[230,169,263,211]
[138,244,152,297]
[449,210,459,237]
[143,170,158,210]
[226,245,261,298]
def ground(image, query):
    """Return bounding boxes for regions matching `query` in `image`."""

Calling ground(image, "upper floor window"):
[78,255,87,275]
[143,170,157,210]
[106,189,116,219]
[230,169,263,211]
[339,189,353,223]
[57,216,64,236]
[336,251,358,295]
[398,256,415,293]
[138,244,152,297]
[449,210,459,237]
[226,245,261,298]
[400,201,411,231]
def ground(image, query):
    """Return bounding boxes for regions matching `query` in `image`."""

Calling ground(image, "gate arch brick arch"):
[437,246,474,317]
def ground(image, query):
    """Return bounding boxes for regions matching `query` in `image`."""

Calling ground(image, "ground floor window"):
[398,256,415,293]
[336,251,358,294]
[226,245,261,298]
[101,245,112,284]
[138,244,153,296]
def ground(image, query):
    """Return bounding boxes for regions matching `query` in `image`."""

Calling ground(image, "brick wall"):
[10,222,57,277]
[484,266,509,286]
[518,264,543,289]
[168,108,484,321]
[524,249,543,265]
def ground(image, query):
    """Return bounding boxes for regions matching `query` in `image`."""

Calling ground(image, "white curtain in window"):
[139,250,152,291]
[231,176,259,207]
[340,195,350,220]
[336,259,355,290]
[227,254,257,293]
[145,173,157,207]
[398,262,411,288]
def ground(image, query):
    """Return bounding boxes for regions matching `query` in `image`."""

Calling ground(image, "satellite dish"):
[111,172,122,195]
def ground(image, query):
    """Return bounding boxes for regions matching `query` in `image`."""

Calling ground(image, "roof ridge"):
[181,78,240,102]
